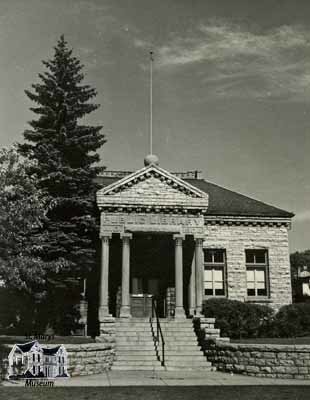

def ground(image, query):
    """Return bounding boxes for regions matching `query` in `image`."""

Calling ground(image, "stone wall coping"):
[2,343,112,352]
[212,341,310,353]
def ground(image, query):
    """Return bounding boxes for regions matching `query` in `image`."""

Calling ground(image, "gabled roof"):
[95,174,293,219]
[96,164,209,211]
[16,341,40,353]
[43,346,61,355]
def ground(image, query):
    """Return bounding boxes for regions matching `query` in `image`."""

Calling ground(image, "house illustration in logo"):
[8,340,68,379]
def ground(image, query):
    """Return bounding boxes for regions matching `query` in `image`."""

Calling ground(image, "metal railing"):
[150,297,165,366]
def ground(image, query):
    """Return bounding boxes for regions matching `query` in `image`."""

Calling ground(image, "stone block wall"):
[66,343,115,376]
[204,223,292,310]
[205,342,310,379]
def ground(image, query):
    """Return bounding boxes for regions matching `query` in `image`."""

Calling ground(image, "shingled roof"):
[95,175,294,219]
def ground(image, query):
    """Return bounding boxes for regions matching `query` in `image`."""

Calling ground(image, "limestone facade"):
[203,222,292,310]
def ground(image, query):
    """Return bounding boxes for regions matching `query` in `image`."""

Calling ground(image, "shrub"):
[202,298,274,339]
[270,303,310,337]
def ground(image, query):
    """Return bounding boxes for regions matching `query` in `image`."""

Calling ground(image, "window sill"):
[246,297,272,303]
[204,295,227,299]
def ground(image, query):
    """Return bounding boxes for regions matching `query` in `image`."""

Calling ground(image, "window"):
[204,249,226,296]
[37,354,40,362]
[246,249,269,297]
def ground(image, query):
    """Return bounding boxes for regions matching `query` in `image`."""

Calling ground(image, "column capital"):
[120,233,133,240]
[173,234,185,243]
[100,233,112,240]
[194,236,205,246]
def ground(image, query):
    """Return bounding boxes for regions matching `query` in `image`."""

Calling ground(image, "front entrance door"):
[130,294,153,318]
[130,277,159,318]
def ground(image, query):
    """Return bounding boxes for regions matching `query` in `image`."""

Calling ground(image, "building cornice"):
[204,215,292,229]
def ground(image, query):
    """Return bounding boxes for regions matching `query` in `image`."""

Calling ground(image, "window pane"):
[214,250,224,263]
[247,270,255,282]
[257,288,267,296]
[205,289,213,296]
[204,269,212,281]
[246,250,255,264]
[247,281,255,289]
[205,281,212,289]
[256,270,265,282]
[214,269,223,281]
[204,250,213,263]
[214,281,223,289]
[255,250,266,264]
[257,281,266,289]
[247,288,255,296]
[215,288,224,296]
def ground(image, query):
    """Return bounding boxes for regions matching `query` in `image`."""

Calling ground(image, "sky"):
[0,0,309,252]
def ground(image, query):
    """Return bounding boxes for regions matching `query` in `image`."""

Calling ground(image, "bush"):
[202,298,274,339]
[270,303,310,337]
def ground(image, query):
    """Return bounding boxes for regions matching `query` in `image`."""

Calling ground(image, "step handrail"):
[150,296,165,366]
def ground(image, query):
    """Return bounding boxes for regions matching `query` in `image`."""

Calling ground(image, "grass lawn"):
[231,337,310,345]
[0,336,96,345]
[0,387,310,400]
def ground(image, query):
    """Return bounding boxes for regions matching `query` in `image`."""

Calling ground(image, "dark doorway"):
[130,233,174,317]
[108,233,195,318]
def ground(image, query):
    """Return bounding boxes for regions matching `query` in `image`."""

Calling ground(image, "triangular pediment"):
[97,164,208,212]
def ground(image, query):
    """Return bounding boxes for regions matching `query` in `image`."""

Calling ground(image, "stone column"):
[173,234,186,319]
[188,252,196,316]
[195,237,204,316]
[120,233,133,318]
[98,235,112,320]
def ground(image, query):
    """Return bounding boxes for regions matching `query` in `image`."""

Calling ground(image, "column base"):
[98,305,112,322]
[188,308,196,317]
[174,307,186,319]
[119,305,132,318]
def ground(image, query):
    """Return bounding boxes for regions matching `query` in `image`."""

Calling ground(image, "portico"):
[96,161,209,325]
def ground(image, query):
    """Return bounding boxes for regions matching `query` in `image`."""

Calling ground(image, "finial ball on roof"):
[144,154,159,166]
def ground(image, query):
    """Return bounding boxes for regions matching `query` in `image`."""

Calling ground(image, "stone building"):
[95,154,294,332]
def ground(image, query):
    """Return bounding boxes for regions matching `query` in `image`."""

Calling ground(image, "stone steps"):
[119,331,195,337]
[112,318,211,372]
[117,349,203,356]
[115,355,159,361]
[113,360,162,367]
[115,326,195,331]
[116,345,156,350]
[112,365,165,371]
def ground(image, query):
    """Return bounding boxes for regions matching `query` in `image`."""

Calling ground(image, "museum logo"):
[7,340,69,381]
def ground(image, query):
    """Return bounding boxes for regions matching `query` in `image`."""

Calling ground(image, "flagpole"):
[150,51,153,155]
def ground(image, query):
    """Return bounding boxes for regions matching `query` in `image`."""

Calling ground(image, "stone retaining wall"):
[206,341,310,379]
[66,343,115,376]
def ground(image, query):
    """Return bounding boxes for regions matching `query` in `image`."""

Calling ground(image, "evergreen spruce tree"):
[19,36,105,333]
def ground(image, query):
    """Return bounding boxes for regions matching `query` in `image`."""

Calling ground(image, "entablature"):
[204,215,292,229]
